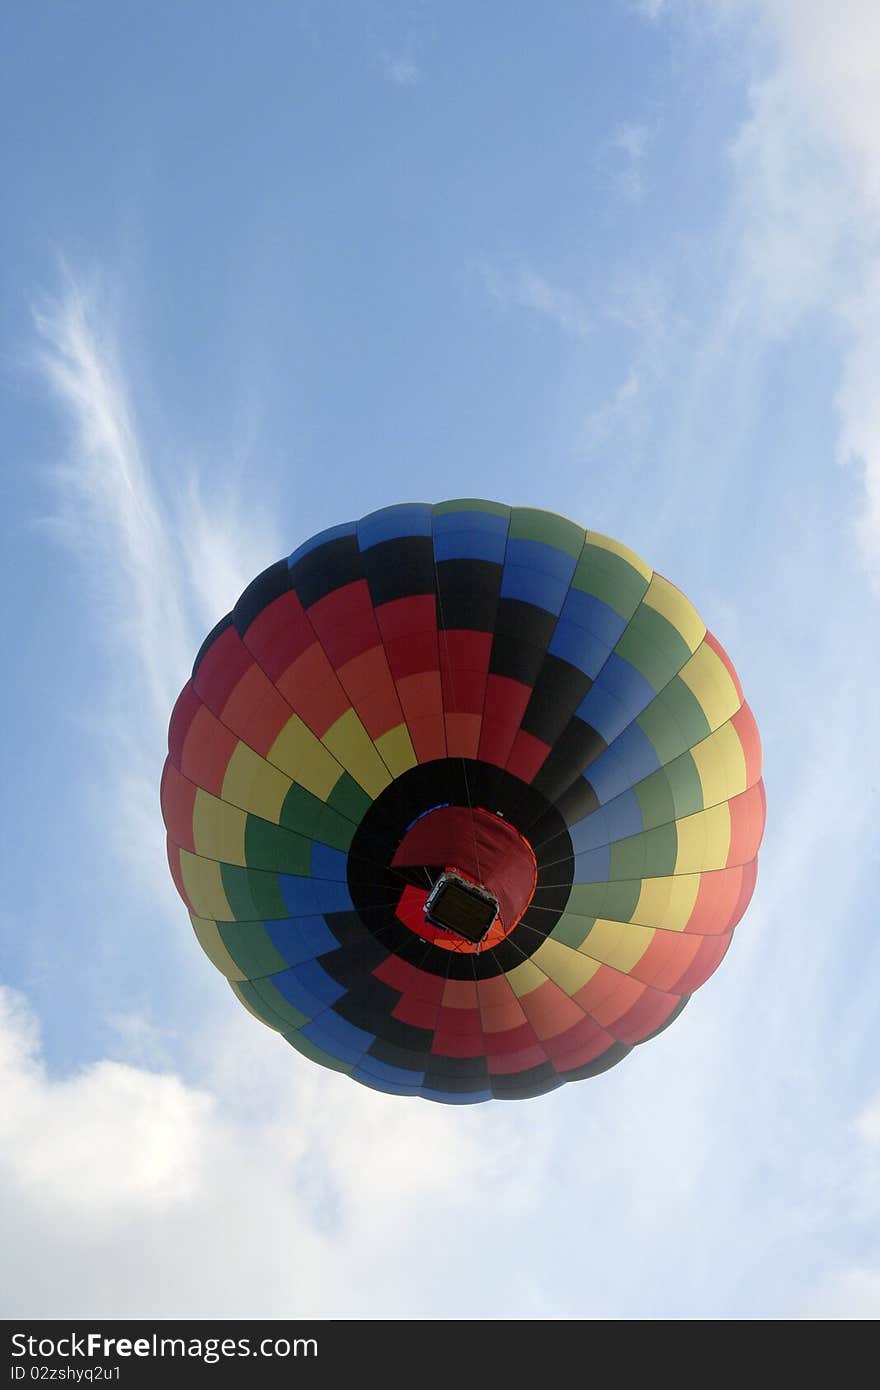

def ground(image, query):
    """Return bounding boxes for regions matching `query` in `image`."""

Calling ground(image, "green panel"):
[549,912,596,949]
[219,921,290,980]
[244,817,311,874]
[283,1028,357,1075]
[327,772,372,823]
[609,823,678,880]
[432,498,510,518]
[280,783,356,850]
[637,677,712,766]
[220,863,289,921]
[571,546,650,617]
[508,507,585,559]
[635,754,703,828]
[567,879,641,922]
[633,769,676,830]
[231,977,308,1032]
[615,604,692,691]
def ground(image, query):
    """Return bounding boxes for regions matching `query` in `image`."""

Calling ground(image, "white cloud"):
[724,0,880,587]
[472,259,592,338]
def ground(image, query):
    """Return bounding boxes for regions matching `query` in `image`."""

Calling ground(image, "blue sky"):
[1,0,878,1318]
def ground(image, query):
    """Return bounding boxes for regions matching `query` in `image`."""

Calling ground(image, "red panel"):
[373,953,446,1003]
[337,646,403,739]
[439,631,492,713]
[669,933,731,994]
[478,675,532,767]
[685,865,743,936]
[730,856,758,932]
[607,987,681,1045]
[168,683,202,767]
[180,704,239,797]
[518,979,585,1040]
[375,594,437,642]
[726,781,766,867]
[732,701,763,788]
[482,1019,539,1055]
[160,759,196,854]
[628,929,702,991]
[166,840,190,909]
[243,591,314,680]
[193,626,252,712]
[506,729,552,784]
[704,629,744,704]
[487,1043,549,1074]
[385,632,441,681]
[222,665,293,756]
[392,993,441,1030]
[308,581,380,667]
[554,1031,616,1073]
[584,972,645,1028]
[444,713,482,759]
[275,643,351,737]
[442,979,479,1009]
[571,963,626,1015]
[542,1013,609,1063]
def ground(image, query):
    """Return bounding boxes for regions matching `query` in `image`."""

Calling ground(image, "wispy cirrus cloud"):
[471,258,592,338]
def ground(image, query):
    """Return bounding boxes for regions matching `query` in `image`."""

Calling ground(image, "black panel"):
[435,558,502,630]
[423,1053,490,1083]
[191,614,234,678]
[552,776,602,828]
[489,1062,561,1099]
[232,561,293,636]
[362,536,436,607]
[488,634,550,687]
[520,655,592,745]
[289,535,362,609]
[318,940,395,990]
[492,599,557,648]
[367,1037,432,1072]
[531,719,607,804]
[339,1002,435,1053]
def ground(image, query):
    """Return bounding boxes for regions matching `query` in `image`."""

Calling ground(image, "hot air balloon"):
[161,501,765,1102]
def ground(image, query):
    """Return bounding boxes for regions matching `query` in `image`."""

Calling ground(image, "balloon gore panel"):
[162,501,765,1103]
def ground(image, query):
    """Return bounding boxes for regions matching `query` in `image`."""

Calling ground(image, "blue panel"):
[357,503,433,549]
[433,527,507,564]
[271,966,338,1019]
[505,538,578,583]
[500,564,568,614]
[586,724,661,805]
[603,789,644,842]
[354,1057,426,1088]
[301,1009,375,1065]
[310,843,348,882]
[266,914,341,966]
[569,809,611,854]
[353,1072,424,1097]
[290,958,347,1006]
[575,685,632,743]
[287,521,356,567]
[596,653,655,713]
[570,844,611,884]
[281,875,353,915]
[560,589,627,646]
[548,618,610,677]
[421,1087,492,1105]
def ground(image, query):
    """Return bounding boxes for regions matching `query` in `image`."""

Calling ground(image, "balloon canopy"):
[161,501,765,1102]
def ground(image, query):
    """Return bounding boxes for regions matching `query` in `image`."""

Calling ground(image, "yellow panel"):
[323,709,392,798]
[190,912,245,980]
[532,938,601,993]
[269,713,343,800]
[576,917,655,972]
[679,642,741,731]
[179,850,233,920]
[642,573,705,651]
[633,874,699,932]
[221,742,291,823]
[192,789,247,865]
[375,722,417,779]
[586,530,653,580]
[674,802,731,875]
[505,958,547,998]
[690,720,747,809]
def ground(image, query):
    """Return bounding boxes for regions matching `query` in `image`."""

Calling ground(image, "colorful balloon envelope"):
[161,501,765,1102]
